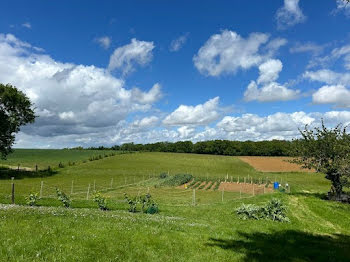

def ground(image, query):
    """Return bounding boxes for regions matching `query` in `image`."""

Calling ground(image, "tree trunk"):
[330,174,343,201]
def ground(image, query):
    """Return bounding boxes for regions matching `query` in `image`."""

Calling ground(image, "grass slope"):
[0,151,348,261]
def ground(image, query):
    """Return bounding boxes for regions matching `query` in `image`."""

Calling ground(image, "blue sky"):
[1,0,350,148]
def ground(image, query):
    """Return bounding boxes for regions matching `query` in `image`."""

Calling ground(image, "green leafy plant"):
[93,191,108,210]
[124,193,159,214]
[56,188,71,208]
[58,162,64,168]
[159,172,168,179]
[25,192,39,206]
[236,198,290,222]
[161,174,192,186]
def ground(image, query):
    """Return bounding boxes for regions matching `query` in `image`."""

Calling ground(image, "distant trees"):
[291,122,350,201]
[93,139,293,156]
[0,84,35,159]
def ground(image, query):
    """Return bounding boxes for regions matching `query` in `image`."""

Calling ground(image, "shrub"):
[58,162,64,168]
[124,193,159,214]
[56,188,71,208]
[161,174,193,187]
[93,192,108,210]
[25,192,39,206]
[236,198,290,222]
[159,172,168,179]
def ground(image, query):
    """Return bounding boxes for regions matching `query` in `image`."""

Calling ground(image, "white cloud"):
[163,97,221,126]
[22,22,31,29]
[193,30,286,77]
[0,33,162,141]
[276,0,306,30]
[335,0,350,16]
[177,126,195,139]
[169,34,188,52]
[95,36,111,49]
[290,42,325,56]
[304,69,350,86]
[312,85,350,108]
[108,38,154,76]
[244,59,300,102]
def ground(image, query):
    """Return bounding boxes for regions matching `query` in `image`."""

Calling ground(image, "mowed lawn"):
[0,150,349,261]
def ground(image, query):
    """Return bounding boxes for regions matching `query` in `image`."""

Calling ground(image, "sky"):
[1,0,350,148]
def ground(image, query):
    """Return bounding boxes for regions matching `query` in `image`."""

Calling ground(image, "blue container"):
[273,182,279,189]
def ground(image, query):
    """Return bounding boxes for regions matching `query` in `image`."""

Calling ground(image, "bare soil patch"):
[218,182,273,194]
[238,156,314,173]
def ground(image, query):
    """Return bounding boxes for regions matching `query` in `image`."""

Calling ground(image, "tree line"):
[83,140,294,156]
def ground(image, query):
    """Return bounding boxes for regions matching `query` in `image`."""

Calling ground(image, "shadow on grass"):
[291,191,328,200]
[0,167,57,180]
[207,230,350,262]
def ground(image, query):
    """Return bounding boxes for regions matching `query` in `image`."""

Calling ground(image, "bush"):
[56,188,71,208]
[161,174,193,186]
[236,198,290,222]
[159,172,168,179]
[93,192,108,210]
[25,192,39,206]
[124,193,159,214]
[58,162,64,168]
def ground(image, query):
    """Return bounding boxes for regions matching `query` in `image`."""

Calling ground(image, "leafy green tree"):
[291,122,350,200]
[0,83,35,159]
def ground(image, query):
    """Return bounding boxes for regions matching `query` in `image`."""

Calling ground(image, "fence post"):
[263,185,266,194]
[240,184,242,199]
[17,164,20,171]
[11,177,15,204]
[192,189,196,206]
[35,164,38,172]
[71,180,74,195]
[40,181,43,198]
[237,176,239,184]
[221,189,224,203]
[86,184,90,200]
[244,177,246,184]
[253,184,255,196]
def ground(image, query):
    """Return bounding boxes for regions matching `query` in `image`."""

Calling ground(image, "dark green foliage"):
[291,122,350,199]
[236,199,290,222]
[113,140,293,156]
[124,193,159,214]
[198,182,207,190]
[93,192,108,210]
[206,181,214,190]
[58,162,64,168]
[56,188,71,208]
[213,181,221,191]
[0,83,35,159]
[159,172,168,179]
[161,174,193,186]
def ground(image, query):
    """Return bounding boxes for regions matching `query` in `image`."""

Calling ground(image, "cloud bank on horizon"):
[1,0,350,148]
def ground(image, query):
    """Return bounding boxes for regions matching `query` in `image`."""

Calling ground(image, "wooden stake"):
[11,177,15,204]
[86,184,90,200]
[222,189,224,202]
[40,181,43,198]
[253,184,255,196]
[192,189,196,206]
[71,180,74,195]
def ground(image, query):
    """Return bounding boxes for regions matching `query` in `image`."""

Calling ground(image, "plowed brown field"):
[238,156,314,172]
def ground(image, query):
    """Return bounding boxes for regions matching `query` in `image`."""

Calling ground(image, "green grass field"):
[0,150,349,261]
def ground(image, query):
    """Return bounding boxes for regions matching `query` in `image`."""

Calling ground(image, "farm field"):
[238,156,314,172]
[0,150,349,261]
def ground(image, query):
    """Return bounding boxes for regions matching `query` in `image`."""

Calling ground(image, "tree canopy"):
[291,122,350,200]
[0,83,35,159]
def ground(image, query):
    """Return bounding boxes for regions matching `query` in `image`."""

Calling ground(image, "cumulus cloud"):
[177,126,195,139]
[244,59,300,102]
[95,36,111,49]
[0,33,162,141]
[193,30,286,77]
[169,34,189,52]
[163,97,221,126]
[304,69,350,86]
[108,38,154,76]
[312,85,350,108]
[276,0,306,30]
